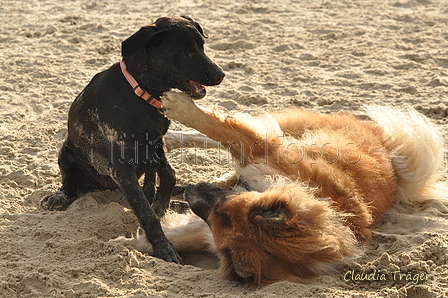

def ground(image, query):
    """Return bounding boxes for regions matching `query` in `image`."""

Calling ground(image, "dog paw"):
[162,91,197,124]
[153,240,184,264]
[40,191,70,211]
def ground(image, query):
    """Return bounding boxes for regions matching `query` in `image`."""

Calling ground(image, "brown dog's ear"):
[121,25,169,57]
[180,15,209,38]
[252,205,287,232]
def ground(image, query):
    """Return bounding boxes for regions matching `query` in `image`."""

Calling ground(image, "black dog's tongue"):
[188,80,206,99]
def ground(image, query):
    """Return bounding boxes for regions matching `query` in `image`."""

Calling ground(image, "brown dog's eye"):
[251,205,287,232]
[217,211,233,228]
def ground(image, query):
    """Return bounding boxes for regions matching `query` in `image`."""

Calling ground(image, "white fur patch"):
[111,211,216,255]
[366,105,447,202]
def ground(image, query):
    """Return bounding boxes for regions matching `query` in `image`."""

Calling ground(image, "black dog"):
[41,16,225,263]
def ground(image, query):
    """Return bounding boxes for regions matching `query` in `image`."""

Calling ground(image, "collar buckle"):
[120,60,163,109]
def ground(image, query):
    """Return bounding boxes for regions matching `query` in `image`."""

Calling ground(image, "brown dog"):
[115,91,444,285]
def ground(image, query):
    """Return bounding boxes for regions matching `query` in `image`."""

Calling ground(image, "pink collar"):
[120,60,163,109]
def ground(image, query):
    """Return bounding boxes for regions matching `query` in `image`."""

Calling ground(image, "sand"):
[1,0,448,297]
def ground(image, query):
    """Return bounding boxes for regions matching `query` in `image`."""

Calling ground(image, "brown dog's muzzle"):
[184,183,230,223]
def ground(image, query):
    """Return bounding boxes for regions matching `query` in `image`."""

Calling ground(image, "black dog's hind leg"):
[41,142,80,210]
[111,164,182,264]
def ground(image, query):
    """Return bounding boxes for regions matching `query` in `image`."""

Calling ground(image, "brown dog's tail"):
[366,105,446,203]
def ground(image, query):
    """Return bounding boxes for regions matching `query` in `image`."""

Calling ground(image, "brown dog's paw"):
[161,91,198,124]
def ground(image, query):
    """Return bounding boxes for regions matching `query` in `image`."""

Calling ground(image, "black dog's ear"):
[121,25,168,57]
[180,15,209,38]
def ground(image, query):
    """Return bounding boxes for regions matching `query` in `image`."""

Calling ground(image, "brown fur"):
[158,91,443,285]
[198,110,396,284]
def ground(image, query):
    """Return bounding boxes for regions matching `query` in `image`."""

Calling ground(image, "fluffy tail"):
[366,105,446,203]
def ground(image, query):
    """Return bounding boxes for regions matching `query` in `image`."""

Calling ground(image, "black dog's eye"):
[182,51,193,57]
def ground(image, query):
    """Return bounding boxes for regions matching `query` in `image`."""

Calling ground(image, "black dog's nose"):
[213,70,225,85]
[214,75,225,85]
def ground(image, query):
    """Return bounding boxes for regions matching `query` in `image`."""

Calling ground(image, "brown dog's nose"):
[185,183,231,222]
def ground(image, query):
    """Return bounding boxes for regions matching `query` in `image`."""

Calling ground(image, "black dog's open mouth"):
[183,80,206,99]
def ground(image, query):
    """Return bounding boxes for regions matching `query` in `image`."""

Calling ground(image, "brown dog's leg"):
[164,130,220,152]
[164,130,239,189]
[162,91,282,162]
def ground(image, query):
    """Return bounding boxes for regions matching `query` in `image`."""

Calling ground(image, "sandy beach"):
[1,0,447,297]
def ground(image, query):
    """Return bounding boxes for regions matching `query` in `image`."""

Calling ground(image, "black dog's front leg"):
[153,161,176,217]
[142,165,156,206]
[110,164,182,264]
[142,155,189,214]
[151,140,176,218]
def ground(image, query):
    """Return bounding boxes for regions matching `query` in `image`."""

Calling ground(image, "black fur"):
[41,16,224,263]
